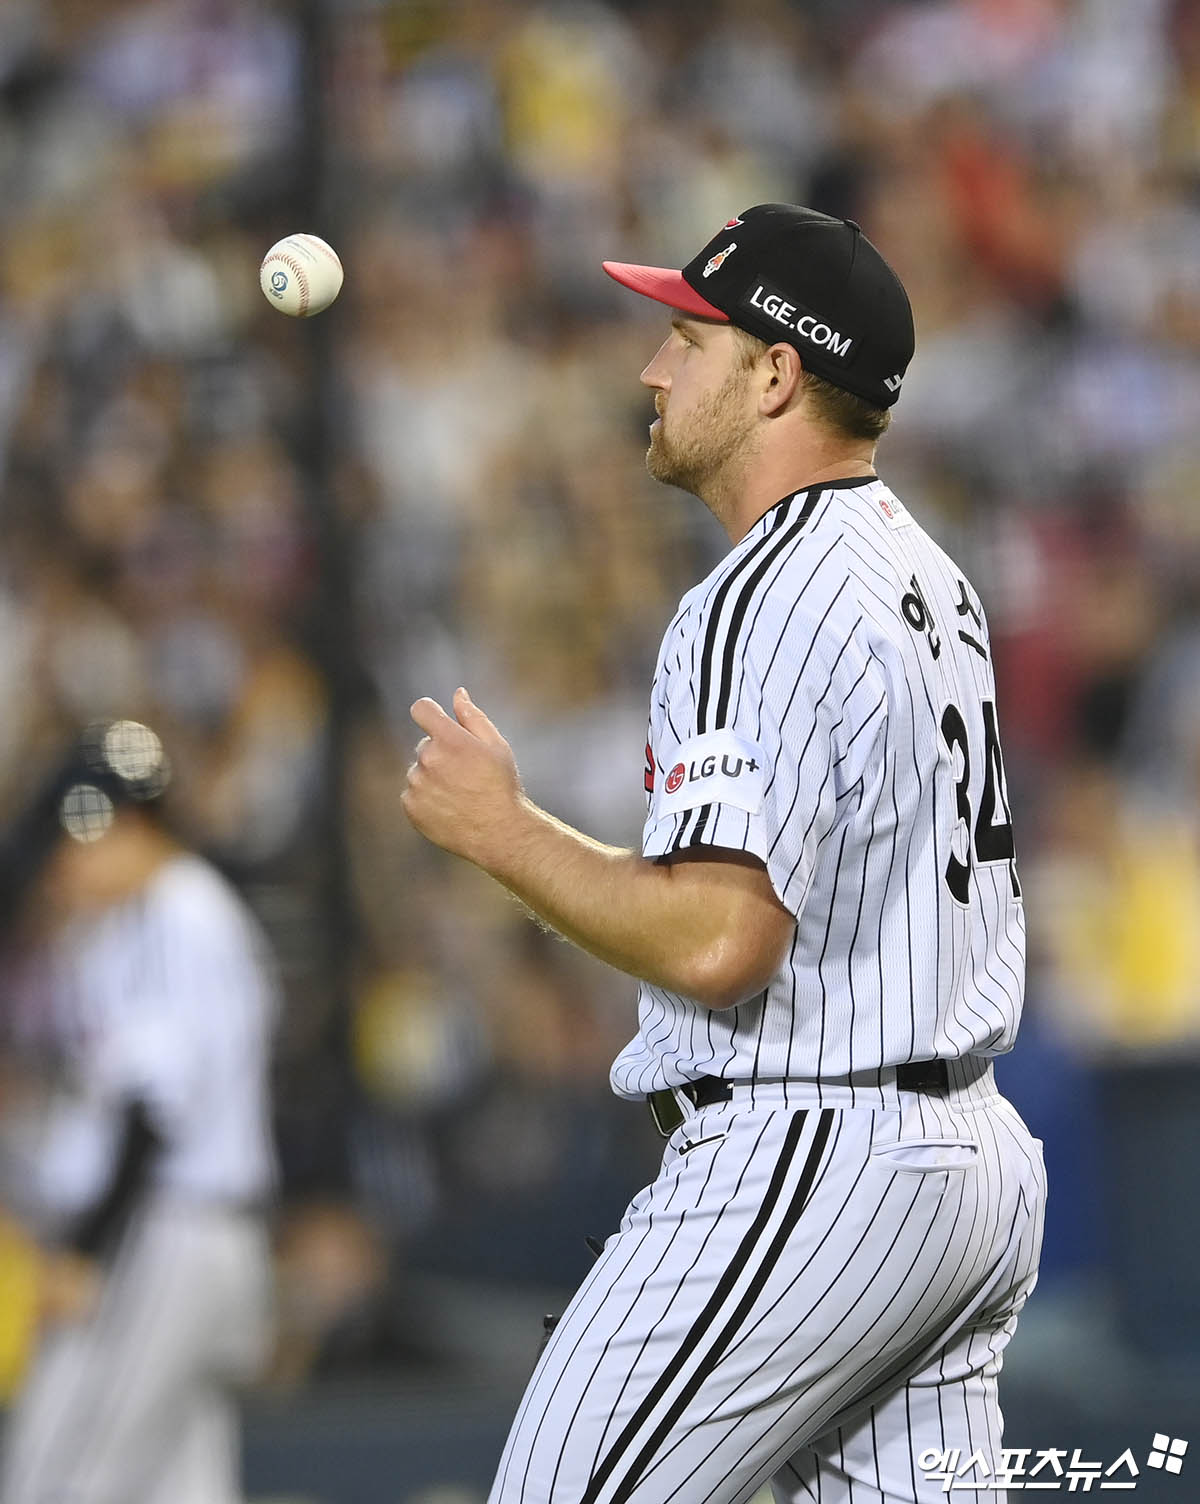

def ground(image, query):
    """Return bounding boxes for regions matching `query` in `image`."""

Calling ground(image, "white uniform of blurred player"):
[401,206,1047,1502]
[0,721,278,1504]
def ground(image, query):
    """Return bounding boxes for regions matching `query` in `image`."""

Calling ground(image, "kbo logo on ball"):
[270,270,289,297]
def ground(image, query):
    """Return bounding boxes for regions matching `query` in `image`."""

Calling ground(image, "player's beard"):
[646,365,758,504]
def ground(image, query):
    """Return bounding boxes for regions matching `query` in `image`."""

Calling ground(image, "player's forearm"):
[401,690,787,1005]
[479,798,758,1008]
[69,1097,161,1259]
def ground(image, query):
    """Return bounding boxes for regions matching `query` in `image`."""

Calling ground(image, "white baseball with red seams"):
[259,233,343,317]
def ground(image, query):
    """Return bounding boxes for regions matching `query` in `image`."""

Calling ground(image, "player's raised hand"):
[37,1248,103,1327]
[401,688,526,867]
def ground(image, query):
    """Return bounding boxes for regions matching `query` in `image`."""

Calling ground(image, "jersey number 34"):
[941,699,1021,902]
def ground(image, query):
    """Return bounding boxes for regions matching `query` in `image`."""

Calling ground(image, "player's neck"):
[718,452,878,544]
[51,821,181,918]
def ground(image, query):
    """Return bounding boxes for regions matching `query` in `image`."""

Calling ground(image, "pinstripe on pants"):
[0,1199,272,1504]
[488,1079,1045,1504]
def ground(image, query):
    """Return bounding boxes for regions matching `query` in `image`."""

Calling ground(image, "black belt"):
[647,1060,951,1138]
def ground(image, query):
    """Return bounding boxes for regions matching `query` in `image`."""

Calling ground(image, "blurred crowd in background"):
[1,0,1199,1401]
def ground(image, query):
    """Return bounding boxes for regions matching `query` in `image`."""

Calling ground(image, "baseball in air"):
[259,234,343,317]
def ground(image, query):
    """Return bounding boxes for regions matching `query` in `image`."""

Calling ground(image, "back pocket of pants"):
[870,1138,979,1173]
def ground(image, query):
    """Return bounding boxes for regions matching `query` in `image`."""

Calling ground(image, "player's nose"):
[639,335,673,391]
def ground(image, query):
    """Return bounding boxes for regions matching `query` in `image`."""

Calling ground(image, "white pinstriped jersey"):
[611,476,1025,1099]
[19,854,278,1217]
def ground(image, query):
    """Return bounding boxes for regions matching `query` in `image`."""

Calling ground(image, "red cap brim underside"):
[602,261,729,321]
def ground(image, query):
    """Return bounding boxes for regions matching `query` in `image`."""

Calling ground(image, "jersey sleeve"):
[642,589,888,917]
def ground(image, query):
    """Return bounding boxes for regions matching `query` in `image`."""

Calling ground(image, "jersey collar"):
[753,473,879,534]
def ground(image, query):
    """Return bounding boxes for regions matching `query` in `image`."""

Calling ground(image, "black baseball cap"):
[602,203,914,409]
[0,720,171,934]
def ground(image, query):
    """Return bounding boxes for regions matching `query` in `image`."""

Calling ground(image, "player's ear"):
[758,343,804,417]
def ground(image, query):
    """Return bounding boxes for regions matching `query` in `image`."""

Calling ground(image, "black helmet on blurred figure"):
[0,719,171,936]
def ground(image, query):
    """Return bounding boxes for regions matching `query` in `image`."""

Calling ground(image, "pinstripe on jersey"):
[20,854,277,1218]
[612,478,1025,1105]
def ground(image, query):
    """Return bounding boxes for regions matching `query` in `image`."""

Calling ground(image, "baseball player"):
[402,204,1046,1503]
[0,720,278,1504]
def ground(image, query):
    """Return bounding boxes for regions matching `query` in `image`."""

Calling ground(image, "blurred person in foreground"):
[0,720,278,1504]
[403,206,1045,1502]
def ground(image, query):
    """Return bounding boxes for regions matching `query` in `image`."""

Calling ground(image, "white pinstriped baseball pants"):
[0,1199,273,1504]
[489,1077,1046,1504]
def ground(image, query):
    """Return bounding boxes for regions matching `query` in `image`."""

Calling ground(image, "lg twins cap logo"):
[703,243,737,278]
[743,279,853,360]
[656,729,767,819]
